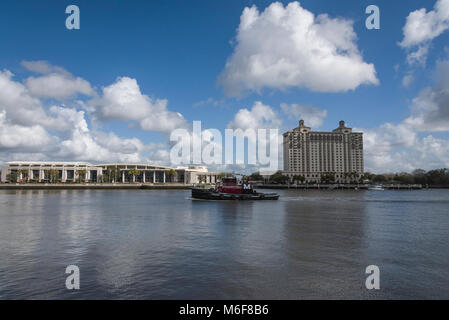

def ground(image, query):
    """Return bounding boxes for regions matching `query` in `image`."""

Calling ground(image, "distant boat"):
[368,185,385,191]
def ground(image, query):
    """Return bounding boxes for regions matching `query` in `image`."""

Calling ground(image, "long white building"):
[0,162,220,184]
[283,120,364,183]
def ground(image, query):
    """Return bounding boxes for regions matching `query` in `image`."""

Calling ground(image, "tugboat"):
[191,177,279,200]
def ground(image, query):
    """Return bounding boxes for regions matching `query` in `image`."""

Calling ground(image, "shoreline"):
[0,183,447,190]
[0,183,192,190]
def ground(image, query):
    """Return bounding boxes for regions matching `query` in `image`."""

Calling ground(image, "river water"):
[0,189,448,299]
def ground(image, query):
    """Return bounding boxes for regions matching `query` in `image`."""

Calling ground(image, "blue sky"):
[1,0,449,172]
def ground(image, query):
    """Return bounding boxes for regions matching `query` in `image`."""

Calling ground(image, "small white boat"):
[368,185,385,191]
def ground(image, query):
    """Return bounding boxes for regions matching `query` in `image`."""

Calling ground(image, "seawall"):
[0,183,192,190]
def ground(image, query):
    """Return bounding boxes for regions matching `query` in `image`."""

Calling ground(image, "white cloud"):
[218,1,378,97]
[47,105,89,132]
[25,74,94,100]
[226,102,283,171]
[57,128,144,163]
[400,0,449,65]
[227,101,282,130]
[147,149,171,166]
[402,72,415,88]
[0,70,50,127]
[400,0,449,47]
[280,103,327,127]
[193,97,228,108]
[22,60,95,100]
[91,77,187,133]
[361,59,449,172]
[21,60,70,75]
[362,124,449,173]
[0,111,56,152]
[405,45,429,65]
[407,59,449,131]
[0,68,152,163]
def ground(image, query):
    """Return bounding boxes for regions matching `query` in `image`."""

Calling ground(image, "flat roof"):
[3,161,211,172]
[97,163,174,170]
[6,161,92,165]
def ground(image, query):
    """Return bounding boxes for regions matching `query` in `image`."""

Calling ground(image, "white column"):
[143,171,146,183]
[122,171,125,183]
[163,171,166,183]
[39,169,44,182]
[153,171,156,183]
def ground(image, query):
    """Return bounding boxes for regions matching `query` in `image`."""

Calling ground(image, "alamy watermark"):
[65,265,80,290]
[65,5,80,30]
[170,121,279,171]
[365,265,380,290]
[366,5,380,30]
[64,5,379,31]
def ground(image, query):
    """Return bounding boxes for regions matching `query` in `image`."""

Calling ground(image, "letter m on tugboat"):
[191,176,279,200]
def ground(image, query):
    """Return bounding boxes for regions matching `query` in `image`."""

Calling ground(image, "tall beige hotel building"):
[283,120,364,183]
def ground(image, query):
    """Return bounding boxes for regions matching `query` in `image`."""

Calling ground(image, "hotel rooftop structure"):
[0,162,220,185]
[283,120,364,183]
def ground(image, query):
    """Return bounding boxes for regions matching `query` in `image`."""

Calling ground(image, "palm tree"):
[293,175,305,184]
[18,169,29,182]
[43,169,58,183]
[104,166,113,183]
[7,171,18,183]
[128,168,140,183]
[76,169,87,183]
[198,175,206,184]
[114,168,121,183]
[167,169,177,182]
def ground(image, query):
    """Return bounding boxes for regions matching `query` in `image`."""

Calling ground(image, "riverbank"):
[2,182,446,190]
[0,183,192,190]
[257,183,426,190]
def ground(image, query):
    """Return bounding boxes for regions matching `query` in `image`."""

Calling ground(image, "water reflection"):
[0,189,448,299]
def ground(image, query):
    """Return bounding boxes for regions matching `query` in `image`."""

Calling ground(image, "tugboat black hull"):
[191,188,279,200]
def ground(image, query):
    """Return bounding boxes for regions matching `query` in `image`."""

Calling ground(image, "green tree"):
[104,166,114,183]
[321,172,335,184]
[76,169,87,183]
[7,171,18,183]
[113,167,121,183]
[249,173,263,181]
[270,171,289,184]
[362,172,374,182]
[426,168,449,185]
[18,169,29,182]
[128,168,141,183]
[394,172,414,184]
[292,175,305,184]
[198,175,207,184]
[43,169,59,183]
[167,169,177,182]
[412,169,428,184]
[372,174,387,183]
